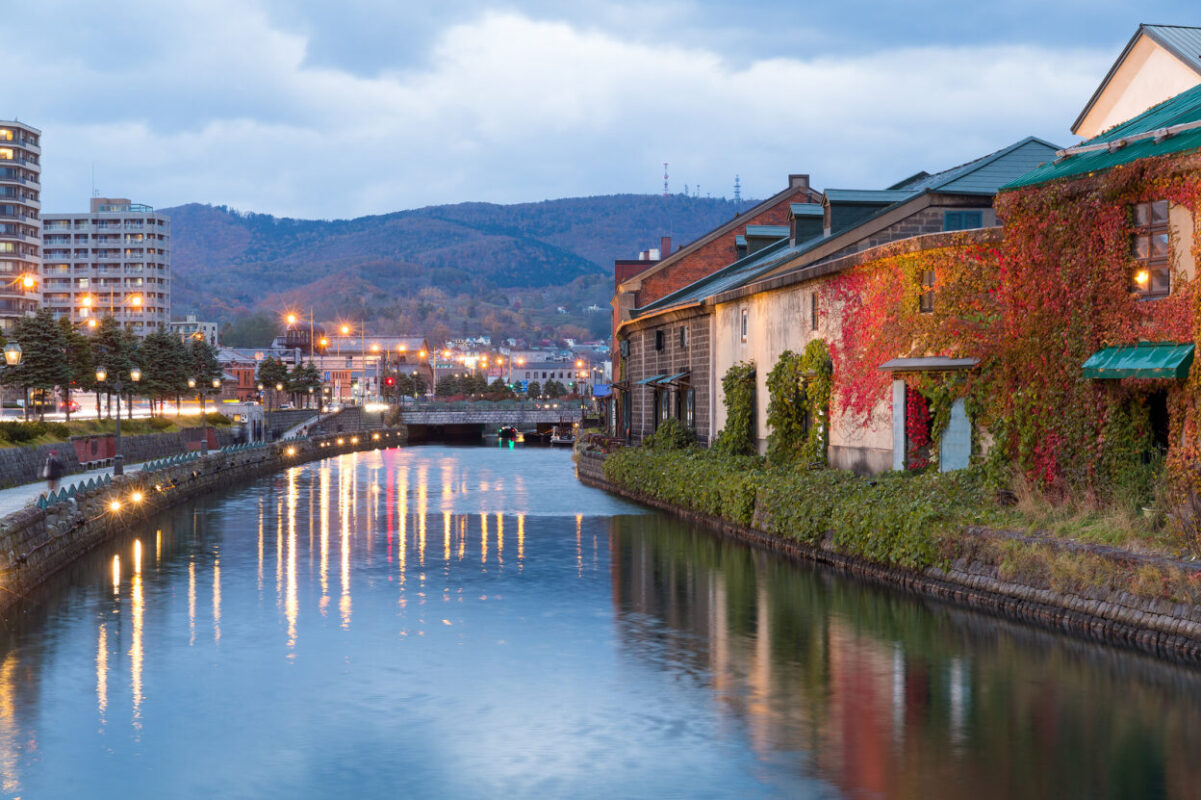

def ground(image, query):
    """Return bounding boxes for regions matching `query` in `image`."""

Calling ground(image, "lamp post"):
[97,364,141,476]
[194,377,221,454]
[2,342,20,419]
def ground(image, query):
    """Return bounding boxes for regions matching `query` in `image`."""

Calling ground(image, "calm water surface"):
[1,444,1200,798]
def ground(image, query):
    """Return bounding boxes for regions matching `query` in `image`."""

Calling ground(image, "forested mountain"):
[165,194,747,345]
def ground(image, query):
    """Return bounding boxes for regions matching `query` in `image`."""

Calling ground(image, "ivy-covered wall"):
[824,154,1201,497]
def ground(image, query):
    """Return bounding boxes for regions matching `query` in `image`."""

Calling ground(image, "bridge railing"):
[398,399,590,413]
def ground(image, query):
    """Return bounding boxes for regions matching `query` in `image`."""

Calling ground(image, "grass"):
[0,413,233,448]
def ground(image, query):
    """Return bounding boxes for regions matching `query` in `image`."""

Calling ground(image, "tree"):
[487,376,513,400]
[92,316,137,420]
[137,328,188,416]
[436,374,461,397]
[187,338,223,417]
[544,379,566,399]
[287,361,322,408]
[257,356,289,409]
[2,309,69,420]
[526,380,541,399]
[58,316,94,422]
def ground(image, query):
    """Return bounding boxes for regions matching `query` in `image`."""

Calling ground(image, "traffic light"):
[385,376,395,387]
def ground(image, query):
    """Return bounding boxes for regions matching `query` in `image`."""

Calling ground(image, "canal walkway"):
[0,459,144,517]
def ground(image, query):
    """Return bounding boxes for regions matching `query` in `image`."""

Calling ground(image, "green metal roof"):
[1081,342,1194,379]
[825,189,917,205]
[636,374,667,385]
[789,202,823,217]
[1008,82,1201,189]
[745,225,789,237]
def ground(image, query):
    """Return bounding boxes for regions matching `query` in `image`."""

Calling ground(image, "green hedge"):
[604,447,1004,570]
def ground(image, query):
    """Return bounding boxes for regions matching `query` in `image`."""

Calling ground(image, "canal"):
[1,444,1200,797]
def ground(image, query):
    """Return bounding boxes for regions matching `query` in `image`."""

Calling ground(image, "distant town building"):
[42,197,171,336]
[169,314,219,347]
[0,121,41,331]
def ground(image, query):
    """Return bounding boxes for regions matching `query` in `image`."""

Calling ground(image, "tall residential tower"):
[0,121,41,331]
[42,198,171,335]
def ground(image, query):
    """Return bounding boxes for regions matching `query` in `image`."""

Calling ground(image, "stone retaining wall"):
[576,450,1201,666]
[0,429,405,615]
[0,428,239,490]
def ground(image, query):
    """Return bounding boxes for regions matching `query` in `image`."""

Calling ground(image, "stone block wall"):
[0,428,239,490]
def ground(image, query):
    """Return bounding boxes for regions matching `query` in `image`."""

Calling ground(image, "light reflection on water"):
[0,445,1198,797]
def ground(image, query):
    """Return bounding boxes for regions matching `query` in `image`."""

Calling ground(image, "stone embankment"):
[0,428,241,490]
[577,451,1201,666]
[0,429,405,615]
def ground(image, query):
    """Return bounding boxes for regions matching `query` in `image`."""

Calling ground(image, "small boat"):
[549,426,575,447]
[498,425,519,441]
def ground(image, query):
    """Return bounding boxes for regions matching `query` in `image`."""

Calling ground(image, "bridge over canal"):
[397,402,588,443]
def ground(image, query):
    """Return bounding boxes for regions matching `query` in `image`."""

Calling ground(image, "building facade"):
[169,314,219,347]
[41,197,171,336]
[0,121,41,331]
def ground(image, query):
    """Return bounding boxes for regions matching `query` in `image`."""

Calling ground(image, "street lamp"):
[97,364,141,475]
[198,377,221,455]
[3,342,21,366]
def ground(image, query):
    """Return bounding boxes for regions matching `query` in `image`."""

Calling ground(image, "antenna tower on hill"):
[734,175,741,212]
[663,162,669,197]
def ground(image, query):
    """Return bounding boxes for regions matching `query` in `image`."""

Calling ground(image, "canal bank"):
[577,450,1201,666]
[0,429,404,615]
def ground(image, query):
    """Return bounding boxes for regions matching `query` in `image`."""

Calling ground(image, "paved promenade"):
[0,460,146,518]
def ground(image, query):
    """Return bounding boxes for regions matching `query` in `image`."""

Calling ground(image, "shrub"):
[148,416,173,431]
[641,417,695,450]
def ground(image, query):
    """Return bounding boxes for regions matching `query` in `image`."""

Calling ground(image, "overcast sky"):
[2,1,1196,218]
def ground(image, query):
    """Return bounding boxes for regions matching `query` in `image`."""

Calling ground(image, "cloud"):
[0,3,1110,218]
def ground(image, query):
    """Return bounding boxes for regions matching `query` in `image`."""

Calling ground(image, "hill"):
[165,194,747,345]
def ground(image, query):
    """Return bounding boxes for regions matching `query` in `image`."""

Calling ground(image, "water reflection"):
[1,446,1199,798]
[609,514,1201,799]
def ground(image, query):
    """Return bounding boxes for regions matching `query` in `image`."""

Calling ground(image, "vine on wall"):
[825,153,1201,501]
[713,361,757,457]
[766,340,832,466]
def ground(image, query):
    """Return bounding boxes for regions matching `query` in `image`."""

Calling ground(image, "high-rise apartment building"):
[0,121,41,331]
[42,198,170,335]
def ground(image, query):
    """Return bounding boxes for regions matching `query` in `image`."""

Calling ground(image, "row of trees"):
[255,356,322,409]
[0,310,223,421]
[432,374,572,400]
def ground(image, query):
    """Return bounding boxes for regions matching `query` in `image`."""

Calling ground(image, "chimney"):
[660,236,672,259]
[788,174,810,193]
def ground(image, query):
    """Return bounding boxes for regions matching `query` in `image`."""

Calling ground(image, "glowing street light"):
[3,341,22,367]
[97,365,141,475]
[286,312,298,326]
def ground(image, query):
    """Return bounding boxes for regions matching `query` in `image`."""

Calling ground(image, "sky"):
[1,1,1197,219]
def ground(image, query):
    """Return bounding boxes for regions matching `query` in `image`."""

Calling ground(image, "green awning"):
[637,374,667,385]
[1082,342,1194,380]
[655,371,691,385]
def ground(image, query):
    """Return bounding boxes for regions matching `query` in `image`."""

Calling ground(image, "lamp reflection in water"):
[517,514,525,568]
[96,624,108,723]
[397,467,408,590]
[480,513,488,564]
[131,539,144,729]
[257,497,265,592]
[496,513,504,566]
[285,469,299,648]
[112,554,120,596]
[340,457,353,629]
[0,652,21,796]
[320,466,331,611]
[188,559,196,647]
[212,557,222,643]
[416,464,428,568]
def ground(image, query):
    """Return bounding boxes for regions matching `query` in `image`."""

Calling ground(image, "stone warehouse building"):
[614,137,1059,467]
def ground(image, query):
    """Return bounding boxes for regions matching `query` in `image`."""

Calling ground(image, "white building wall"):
[712,277,894,474]
[41,200,170,336]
